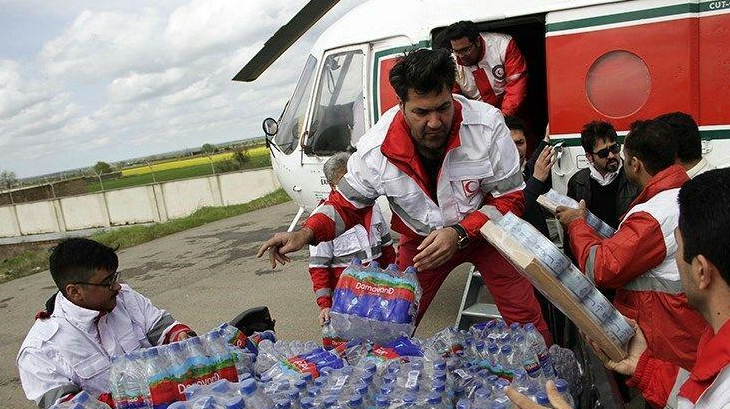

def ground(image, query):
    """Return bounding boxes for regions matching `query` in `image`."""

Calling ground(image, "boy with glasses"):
[17,238,195,408]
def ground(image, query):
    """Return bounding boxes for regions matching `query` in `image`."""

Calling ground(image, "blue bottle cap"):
[72,391,90,403]
[536,391,550,405]
[555,378,569,393]
[239,378,257,395]
[427,392,442,404]
[225,397,245,409]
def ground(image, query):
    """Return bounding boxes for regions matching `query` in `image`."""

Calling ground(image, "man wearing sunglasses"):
[440,20,527,116]
[17,238,195,408]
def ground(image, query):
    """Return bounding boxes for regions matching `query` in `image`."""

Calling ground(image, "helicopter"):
[233,0,730,231]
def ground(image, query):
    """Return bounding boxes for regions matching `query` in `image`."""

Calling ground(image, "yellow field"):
[121,146,269,176]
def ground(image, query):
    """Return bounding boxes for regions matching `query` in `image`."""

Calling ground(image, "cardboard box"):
[480,220,630,361]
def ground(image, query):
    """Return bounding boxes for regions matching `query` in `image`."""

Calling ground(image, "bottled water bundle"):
[102,317,585,409]
[488,213,634,356]
[330,260,422,344]
[259,346,346,384]
[537,189,616,239]
[109,325,259,409]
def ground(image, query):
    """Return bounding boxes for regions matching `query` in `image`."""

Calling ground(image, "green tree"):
[93,161,113,175]
[202,143,217,154]
[0,170,17,190]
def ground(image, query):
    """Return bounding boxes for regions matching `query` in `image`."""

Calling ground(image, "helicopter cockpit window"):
[275,55,317,155]
[305,50,365,156]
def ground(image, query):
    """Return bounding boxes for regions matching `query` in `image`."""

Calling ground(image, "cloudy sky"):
[0,0,359,177]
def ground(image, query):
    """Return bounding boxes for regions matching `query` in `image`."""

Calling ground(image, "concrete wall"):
[0,168,280,239]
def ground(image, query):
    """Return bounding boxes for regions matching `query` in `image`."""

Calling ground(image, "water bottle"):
[510,369,532,395]
[168,402,188,409]
[499,345,521,375]
[191,396,218,409]
[456,398,471,409]
[513,335,542,381]
[275,399,291,409]
[491,379,512,408]
[300,396,315,409]
[116,353,152,409]
[509,323,523,337]
[554,379,575,408]
[524,324,554,378]
[238,378,275,409]
[374,393,390,408]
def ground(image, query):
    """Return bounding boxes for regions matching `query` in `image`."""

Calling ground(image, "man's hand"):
[319,308,331,327]
[257,228,315,268]
[595,319,646,376]
[556,200,587,226]
[413,228,459,271]
[533,145,557,182]
[506,381,572,409]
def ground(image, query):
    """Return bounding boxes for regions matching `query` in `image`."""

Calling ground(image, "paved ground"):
[0,201,471,408]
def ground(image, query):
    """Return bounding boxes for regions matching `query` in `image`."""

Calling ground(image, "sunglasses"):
[73,270,121,291]
[590,143,620,159]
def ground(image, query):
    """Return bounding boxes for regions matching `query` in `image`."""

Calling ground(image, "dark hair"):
[580,121,617,153]
[49,238,118,294]
[623,119,677,175]
[503,115,525,132]
[389,48,456,102]
[442,21,481,44]
[678,168,730,287]
[654,112,701,163]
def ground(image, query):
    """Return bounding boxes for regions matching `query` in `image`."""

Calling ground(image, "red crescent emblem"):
[462,180,479,196]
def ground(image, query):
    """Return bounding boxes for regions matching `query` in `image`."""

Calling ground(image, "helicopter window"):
[305,50,365,156]
[275,54,317,155]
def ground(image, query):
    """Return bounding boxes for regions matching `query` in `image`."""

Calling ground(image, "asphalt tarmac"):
[0,201,471,408]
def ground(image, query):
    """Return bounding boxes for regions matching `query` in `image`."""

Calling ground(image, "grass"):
[121,146,269,176]
[0,189,291,284]
[87,155,271,192]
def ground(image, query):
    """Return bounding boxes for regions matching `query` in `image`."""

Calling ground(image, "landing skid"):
[287,206,307,232]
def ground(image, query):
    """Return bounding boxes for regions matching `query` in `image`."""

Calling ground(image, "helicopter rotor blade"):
[232,0,340,82]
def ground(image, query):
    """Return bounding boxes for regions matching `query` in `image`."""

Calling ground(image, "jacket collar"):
[456,35,485,67]
[55,291,106,334]
[692,319,730,381]
[627,164,688,209]
[380,99,464,193]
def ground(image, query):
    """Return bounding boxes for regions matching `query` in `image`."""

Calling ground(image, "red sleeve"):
[303,190,372,244]
[309,266,334,309]
[452,81,463,95]
[163,324,193,344]
[626,351,680,408]
[460,190,525,238]
[500,39,528,116]
[98,393,116,408]
[568,211,666,288]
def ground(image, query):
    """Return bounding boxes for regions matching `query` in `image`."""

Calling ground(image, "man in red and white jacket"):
[17,238,194,408]
[442,20,527,116]
[594,168,730,409]
[259,49,550,343]
[309,152,396,325]
[557,120,708,372]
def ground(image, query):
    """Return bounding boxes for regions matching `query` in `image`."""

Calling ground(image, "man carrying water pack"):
[17,238,195,408]
[258,48,551,343]
[308,152,396,326]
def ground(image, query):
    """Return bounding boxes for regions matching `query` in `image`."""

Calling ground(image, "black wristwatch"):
[450,224,469,250]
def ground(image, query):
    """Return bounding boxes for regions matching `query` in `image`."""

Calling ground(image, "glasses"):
[73,271,121,291]
[590,143,620,159]
[452,42,476,57]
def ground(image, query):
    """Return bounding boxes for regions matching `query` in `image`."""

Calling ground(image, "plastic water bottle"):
[554,379,575,408]
[238,378,275,409]
[491,379,512,408]
[513,335,542,381]
[524,324,554,378]
[116,353,152,409]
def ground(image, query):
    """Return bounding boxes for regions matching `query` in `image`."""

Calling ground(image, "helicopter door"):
[302,45,369,158]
